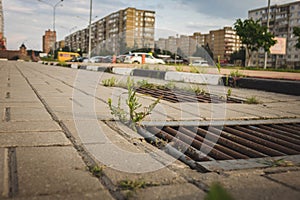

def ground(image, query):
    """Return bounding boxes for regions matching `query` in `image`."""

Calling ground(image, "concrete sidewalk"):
[0,61,300,200]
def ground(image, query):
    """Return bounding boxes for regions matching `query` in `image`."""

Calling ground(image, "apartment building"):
[155,27,241,63]
[42,29,56,54]
[208,27,242,62]
[248,1,300,68]
[155,33,206,58]
[65,7,155,55]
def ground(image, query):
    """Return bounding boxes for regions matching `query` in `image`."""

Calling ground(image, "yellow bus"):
[58,52,80,62]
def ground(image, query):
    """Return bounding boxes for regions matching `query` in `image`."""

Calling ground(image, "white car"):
[124,53,165,64]
[190,60,209,67]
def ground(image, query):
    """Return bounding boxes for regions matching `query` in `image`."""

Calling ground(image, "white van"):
[124,53,165,64]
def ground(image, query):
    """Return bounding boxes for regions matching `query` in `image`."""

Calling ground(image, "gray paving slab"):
[0,121,61,133]
[125,183,206,200]
[12,191,114,200]
[193,169,300,200]
[266,170,300,191]
[42,97,72,108]
[62,120,136,145]
[16,146,108,198]
[0,131,71,147]
[103,167,186,187]
[10,107,53,121]
[226,104,299,119]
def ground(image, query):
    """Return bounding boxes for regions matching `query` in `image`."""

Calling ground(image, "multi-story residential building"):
[42,29,56,54]
[208,27,242,62]
[65,7,155,55]
[155,27,241,63]
[248,1,300,68]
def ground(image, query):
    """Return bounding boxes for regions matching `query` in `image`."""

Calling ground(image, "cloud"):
[170,0,298,19]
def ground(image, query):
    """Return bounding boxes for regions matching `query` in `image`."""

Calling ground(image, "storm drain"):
[139,123,300,163]
[135,87,243,103]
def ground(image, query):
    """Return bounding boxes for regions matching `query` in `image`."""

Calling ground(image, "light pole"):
[175,34,178,64]
[88,0,93,61]
[38,0,63,56]
[264,0,271,69]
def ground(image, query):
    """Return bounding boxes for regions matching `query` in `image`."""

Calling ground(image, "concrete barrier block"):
[132,69,166,79]
[87,65,99,71]
[112,68,134,75]
[71,64,78,69]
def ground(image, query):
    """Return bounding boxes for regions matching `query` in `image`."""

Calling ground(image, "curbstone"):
[132,69,166,79]
[71,64,78,69]
[112,67,134,75]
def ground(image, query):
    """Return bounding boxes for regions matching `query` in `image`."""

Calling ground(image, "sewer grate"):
[135,87,243,103]
[139,123,300,163]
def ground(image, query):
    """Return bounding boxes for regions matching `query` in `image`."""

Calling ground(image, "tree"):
[230,47,246,66]
[234,18,276,66]
[293,26,300,49]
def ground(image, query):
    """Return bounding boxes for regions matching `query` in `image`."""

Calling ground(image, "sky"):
[2,0,298,50]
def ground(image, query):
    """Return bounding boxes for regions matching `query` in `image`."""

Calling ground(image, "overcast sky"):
[2,0,297,50]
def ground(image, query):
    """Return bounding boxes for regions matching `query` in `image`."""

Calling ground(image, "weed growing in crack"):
[205,182,234,200]
[245,96,260,104]
[261,158,294,167]
[102,77,116,87]
[90,165,103,178]
[108,77,161,130]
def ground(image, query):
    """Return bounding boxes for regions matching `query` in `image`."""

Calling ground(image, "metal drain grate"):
[140,123,300,162]
[135,87,243,103]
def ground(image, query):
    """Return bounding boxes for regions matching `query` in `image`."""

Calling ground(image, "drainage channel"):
[138,122,300,171]
[135,87,243,103]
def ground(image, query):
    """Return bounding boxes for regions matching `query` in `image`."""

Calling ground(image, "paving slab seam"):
[4,107,10,122]
[2,147,19,198]
[262,174,300,191]
[15,64,125,200]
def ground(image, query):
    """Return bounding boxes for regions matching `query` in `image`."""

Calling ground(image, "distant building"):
[43,29,56,54]
[207,27,242,63]
[248,1,300,68]
[0,0,6,50]
[155,27,242,63]
[65,7,155,55]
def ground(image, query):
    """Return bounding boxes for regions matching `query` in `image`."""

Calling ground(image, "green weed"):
[108,77,161,130]
[102,77,116,87]
[245,96,260,104]
[261,158,294,167]
[205,183,234,200]
[175,65,183,72]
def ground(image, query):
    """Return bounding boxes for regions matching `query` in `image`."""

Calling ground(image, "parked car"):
[83,56,102,63]
[67,56,86,62]
[190,60,209,67]
[124,53,165,64]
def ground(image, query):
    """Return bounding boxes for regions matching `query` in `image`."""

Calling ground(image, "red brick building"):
[43,29,56,54]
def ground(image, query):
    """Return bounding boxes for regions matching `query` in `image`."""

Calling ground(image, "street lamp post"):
[38,0,63,57]
[264,0,271,69]
[88,0,93,61]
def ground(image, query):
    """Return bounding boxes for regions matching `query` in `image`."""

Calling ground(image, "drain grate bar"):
[140,123,300,165]
[135,87,243,103]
